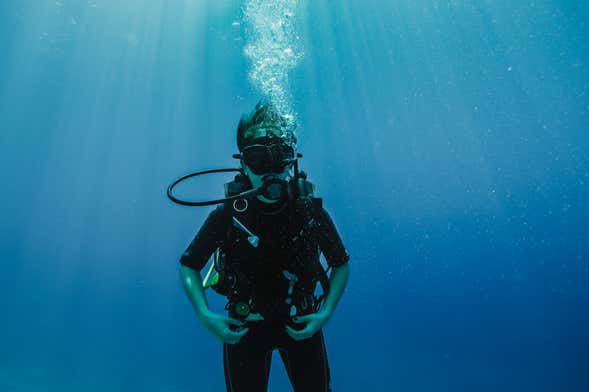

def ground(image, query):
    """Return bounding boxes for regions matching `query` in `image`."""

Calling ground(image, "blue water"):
[1,1,588,391]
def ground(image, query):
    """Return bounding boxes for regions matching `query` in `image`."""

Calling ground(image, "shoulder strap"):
[289,196,331,306]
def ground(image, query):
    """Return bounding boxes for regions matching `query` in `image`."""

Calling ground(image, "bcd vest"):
[210,174,331,322]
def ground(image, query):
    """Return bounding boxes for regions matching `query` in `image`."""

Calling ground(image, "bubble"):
[243,0,303,122]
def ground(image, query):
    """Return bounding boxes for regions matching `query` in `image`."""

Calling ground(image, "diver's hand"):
[285,311,329,341]
[200,311,249,345]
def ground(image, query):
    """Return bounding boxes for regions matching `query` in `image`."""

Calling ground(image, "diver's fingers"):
[285,327,301,341]
[285,325,311,341]
[226,317,245,326]
[292,314,313,323]
[225,326,248,337]
[225,327,249,342]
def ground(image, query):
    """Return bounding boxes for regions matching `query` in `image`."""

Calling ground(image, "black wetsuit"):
[180,197,349,392]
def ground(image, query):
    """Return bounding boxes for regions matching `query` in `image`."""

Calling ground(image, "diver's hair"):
[236,99,297,151]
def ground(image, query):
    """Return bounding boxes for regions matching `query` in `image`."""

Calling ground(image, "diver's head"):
[238,141,295,203]
[236,99,297,152]
[236,100,298,202]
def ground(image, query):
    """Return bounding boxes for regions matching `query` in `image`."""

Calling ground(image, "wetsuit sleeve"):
[179,204,228,271]
[316,207,350,268]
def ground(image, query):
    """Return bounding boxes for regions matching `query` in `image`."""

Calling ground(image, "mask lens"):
[277,145,294,161]
[242,144,294,175]
[242,146,271,174]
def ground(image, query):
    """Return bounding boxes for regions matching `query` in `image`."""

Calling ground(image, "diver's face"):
[239,141,296,194]
[242,161,293,189]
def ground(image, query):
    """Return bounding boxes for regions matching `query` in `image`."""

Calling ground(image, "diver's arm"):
[179,264,249,343]
[179,264,213,320]
[319,263,350,320]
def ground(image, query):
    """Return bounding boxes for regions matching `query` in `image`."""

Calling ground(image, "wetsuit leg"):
[223,325,274,392]
[278,329,332,392]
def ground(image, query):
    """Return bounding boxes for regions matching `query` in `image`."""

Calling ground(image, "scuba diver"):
[173,100,350,392]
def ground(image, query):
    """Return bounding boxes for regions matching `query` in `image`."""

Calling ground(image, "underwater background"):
[1,1,588,391]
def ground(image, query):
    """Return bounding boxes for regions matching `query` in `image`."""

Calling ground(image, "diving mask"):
[237,141,295,175]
